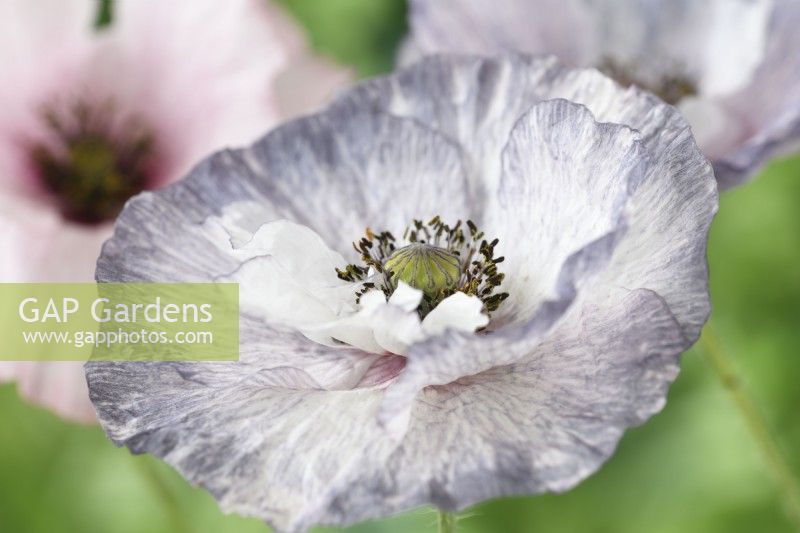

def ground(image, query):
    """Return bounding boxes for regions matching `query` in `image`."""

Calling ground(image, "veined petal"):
[335,55,716,341]
[378,215,627,438]
[489,99,640,326]
[86,287,686,531]
[219,220,356,337]
[96,109,470,281]
[245,108,472,254]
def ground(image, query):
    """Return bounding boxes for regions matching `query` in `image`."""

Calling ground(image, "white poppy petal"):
[489,99,640,325]
[406,0,799,189]
[337,55,716,342]
[86,287,688,531]
[421,292,488,337]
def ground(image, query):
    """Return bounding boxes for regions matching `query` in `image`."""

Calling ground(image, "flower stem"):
[437,510,457,533]
[700,325,800,529]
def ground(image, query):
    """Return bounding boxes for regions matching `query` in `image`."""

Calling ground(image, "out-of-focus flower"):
[86,55,717,532]
[0,0,350,423]
[405,0,800,190]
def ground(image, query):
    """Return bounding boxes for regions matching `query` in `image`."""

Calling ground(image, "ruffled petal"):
[378,215,627,438]
[711,0,800,188]
[407,0,799,189]
[86,287,687,531]
[220,220,354,332]
[405,0,592,66]
[488,99,640,325]
[245,108,473,253]
[334,55,717,341]
[97,109,471,287]
[421,292,488,336]
[91,108,473,388]
[314,286,488,357]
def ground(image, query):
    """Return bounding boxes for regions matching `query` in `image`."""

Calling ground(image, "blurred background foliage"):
[1,1,799,532]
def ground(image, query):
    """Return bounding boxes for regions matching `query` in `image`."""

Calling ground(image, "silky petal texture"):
[90,109,475,392]
[334,55,716,342]
[223,220,355,328]
[0,0,351,422]
[489,99,640,326]
[377,99,641,437]
[91,0,351,188]
[219,219,488,355]
[408,0,770,95]
[95,109,472,279]
[314,286,488,357]
[406,0,800,188]
[711,0,800,188]
[86,56,715,531]
[87,287,687,532]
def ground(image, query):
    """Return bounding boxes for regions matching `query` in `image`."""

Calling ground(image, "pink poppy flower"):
[0,0,350,423]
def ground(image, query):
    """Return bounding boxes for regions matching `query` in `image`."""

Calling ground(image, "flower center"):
[599,57,697,105]
[31,100,156,225]
[384,243,461,298]
[336,217,509,318]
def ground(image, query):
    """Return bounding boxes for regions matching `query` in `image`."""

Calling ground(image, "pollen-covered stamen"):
[336,217,509,318]
[31,99,157,225]
[599,57,697,105]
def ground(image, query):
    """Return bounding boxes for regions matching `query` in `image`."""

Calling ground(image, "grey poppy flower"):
[406,0,800,189]
[86,55,717,532]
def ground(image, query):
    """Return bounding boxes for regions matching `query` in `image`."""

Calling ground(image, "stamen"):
[599,57,697,105]
[31,99,156,224]
[336,217,509,318]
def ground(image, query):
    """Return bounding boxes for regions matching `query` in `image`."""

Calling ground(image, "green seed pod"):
[384,243,461,299]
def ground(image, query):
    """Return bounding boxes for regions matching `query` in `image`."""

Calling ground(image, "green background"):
[2,1,799,531]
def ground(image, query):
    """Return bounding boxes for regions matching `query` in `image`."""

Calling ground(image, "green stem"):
[437,510,457,533]
[94,0,114,29]
[701,325,800,530]
[136,457,192,533]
